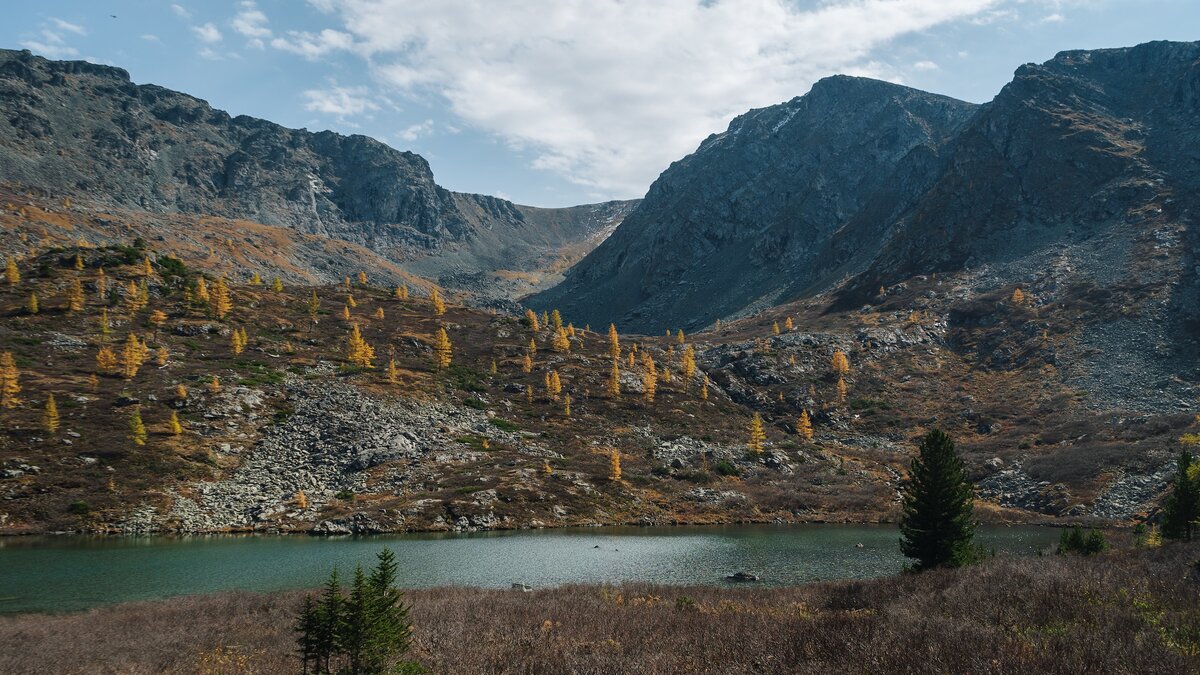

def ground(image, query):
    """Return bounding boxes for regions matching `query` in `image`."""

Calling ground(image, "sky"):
[3,1,1197,207]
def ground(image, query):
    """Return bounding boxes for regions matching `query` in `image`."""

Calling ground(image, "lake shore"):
[2,543,1196,674]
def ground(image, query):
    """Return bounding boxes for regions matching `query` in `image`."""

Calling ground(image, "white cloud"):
[913,60,940,71]
[309,0,1019,197]
[19,40,79,59]
[49,18,86,35]
[192,23,222,43]
[303,85,380,117]
[1039,12,1065,23]
[141,34,161,43]
[270,29,354,59]
[171,4,192,20]
[398,119,435,142]
[233,1,272,41]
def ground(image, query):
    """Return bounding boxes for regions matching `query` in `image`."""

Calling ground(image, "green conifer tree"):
[899,429,977,570]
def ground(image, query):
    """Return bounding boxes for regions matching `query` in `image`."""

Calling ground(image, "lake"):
[0,524,1060,614]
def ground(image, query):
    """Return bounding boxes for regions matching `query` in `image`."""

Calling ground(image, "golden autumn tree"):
[432,327,453,369]
[212,276,232,319]
[681,344,696,390]
[66,277,85,312]
[208,376,222,394]
[607,323,620,360]
[522,352,533,373]
[307,291,320,325]
[346,324,376,368]
[543,460,553,476]
[341,305,351,321]
[98,307,111,337]
[394,285,409,301]
[136,278,149,307]
[346,294,358,309]
[546,370,563,400]
[563,394,571,417]
[641,353,657,403]
[528,337,537,356]
[129,408,147,446]
[1011,287,1025,305]
[700,376,709,401]
[373,307,384,319]
[96,346,118,375]
[784,317,794,331]
[550,309,563,331]
[176,383,188,400]
[609,449,622,481]
[42,394,59,433]
[148,309,167,339]
[748,413,766,454]
[831,350,850,375]
[0,352,21,409]
[95,267,107,299]
[387,359,399,385]
[121,333,148,379]
[552,327,571,353]
[74,253,84,271]
[676,329,685,345]
[168,410,183,435]
[357,271,368,286]
[295,491,309,509]
[772,321,781,335]
[231,327,247,355]
[271,277,284,292]
[525,308,540,331]
[431,288,446,316]
[155,346,169,366]
[608,359,621,398]
[250,272,263,286]
[797,409,814,441]
[195,276,210,303]
[837,376,848,404]
[26,292,38,314]
[141,256,153,277]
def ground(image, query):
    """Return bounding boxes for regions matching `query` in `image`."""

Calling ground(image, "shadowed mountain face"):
[0,48,636,300]
[531,41,1200,344]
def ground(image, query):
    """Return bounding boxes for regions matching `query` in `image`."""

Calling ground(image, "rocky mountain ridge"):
[0,48,636,300]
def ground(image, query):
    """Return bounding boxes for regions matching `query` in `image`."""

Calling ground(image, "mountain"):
[0,48,636,300]
[531,42,1200,354]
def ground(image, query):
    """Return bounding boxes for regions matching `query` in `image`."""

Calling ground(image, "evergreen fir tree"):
[899,429,977,570]
[1162,451,1199,540]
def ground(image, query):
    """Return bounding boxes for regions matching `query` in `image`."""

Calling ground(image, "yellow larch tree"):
[27,292,38,314]
[431,288,446,316]
[681,344,696,390]
[609,449,622,481]
[121,333,148,379]
[195,276,210,303]
[641,353,657,403]
[550,309,563,331]
[607,323,620,360]
[307,291,320,324]
[543,460,553,476]
[357,271,368,286]
[627,351,635,367]
[346,324,376,368]
[748,413,766,454]
[0,352,21,409]
[96,346,118,375]
[490,359,497,375]
[341,305,351,321]
[784,317,794,331]
[74,253,84,271]
[148,309,167,339]
[546,370,563,400]
[212,276,232,319]
[373,307,384,320]
[540,311,549,327]
[797,410,814,441]
[43,394,59,433]
[525,308,540,331]
[129,408,147,446]
[231,327,246,355]
[98,307,111,337]
[155,346,169,366]
[66,277,85,312]
[168,410,183,435]
[95,267,107,298]
[432,327,453,369]
[552,327,571,353]
[831,350,850,375]
[387,359,399,385]
[837,376,848,404]
[141,256,153,277]
[295,491,309,509]
[1011,287,1025,305]
[522,352,533,373]
[772,321,780,335]
[250,272,262,286]
[563,394,571,417]
[346,294,358,309]
[394,285,409,301]
[700,376,709,401]
[528,337,537,356]
[271,276,284,292]
[608,359,621,398]
[208,376,221,394]
[6,256,21,286]
[176,383,188,400]
[136,278,149,307]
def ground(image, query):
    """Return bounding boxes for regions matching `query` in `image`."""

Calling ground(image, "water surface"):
[0,524,1059,614]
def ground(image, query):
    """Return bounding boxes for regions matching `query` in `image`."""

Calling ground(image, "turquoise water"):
[0,524,1059,614]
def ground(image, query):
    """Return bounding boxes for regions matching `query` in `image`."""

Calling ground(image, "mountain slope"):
[0,48,636,299]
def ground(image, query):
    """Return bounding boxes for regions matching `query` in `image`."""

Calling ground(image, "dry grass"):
[2,543,1198,674]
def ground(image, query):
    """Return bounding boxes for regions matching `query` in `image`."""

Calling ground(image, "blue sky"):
[3,1,1197,207]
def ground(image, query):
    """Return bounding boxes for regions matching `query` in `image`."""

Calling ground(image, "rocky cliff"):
[532,41,1200,352]
[0,48,636,299]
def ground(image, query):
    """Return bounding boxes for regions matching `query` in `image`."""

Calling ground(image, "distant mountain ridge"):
[0,48,637,299]
[531,41,1200,344]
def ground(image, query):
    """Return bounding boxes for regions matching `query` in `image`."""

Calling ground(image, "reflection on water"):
[0,523,1059,614]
